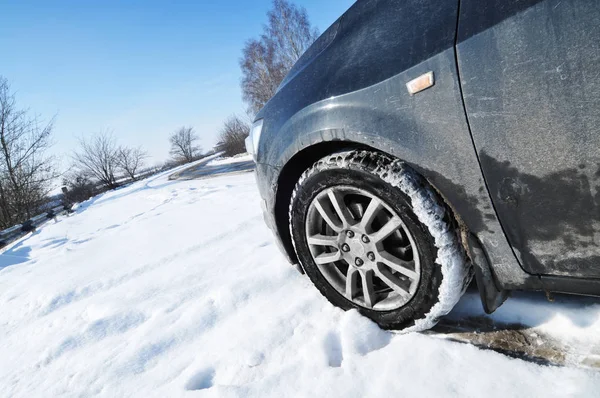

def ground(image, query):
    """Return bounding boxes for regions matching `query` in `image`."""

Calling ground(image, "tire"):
[289,150,472,331]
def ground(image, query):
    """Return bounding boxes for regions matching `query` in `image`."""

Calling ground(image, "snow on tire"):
[289,150,473,331]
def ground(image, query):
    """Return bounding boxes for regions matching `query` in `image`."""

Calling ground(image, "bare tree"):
[0,76,56,228]
[216,115,250,157]
[169,126,200,163]
[265,0,320,70]
[117,146,148,180]
[240,0,319,114]
[240,40,286,116]
[72,131,120,189]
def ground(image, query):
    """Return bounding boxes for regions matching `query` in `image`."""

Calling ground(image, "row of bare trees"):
[65,124,203,204]
[62,133,149,203]
[70,133,148,189]
[165,118,249,163]
[0,75,156,221]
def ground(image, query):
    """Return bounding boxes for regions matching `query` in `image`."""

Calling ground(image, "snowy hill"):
[0,167,599,397]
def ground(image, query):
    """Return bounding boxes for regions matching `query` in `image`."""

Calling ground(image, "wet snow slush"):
[1,158,599,397]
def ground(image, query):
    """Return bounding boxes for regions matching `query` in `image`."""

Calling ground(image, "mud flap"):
[468,234,509,314]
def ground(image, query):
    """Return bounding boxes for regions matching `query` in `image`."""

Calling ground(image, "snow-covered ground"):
[1,167,599,397]
[205,153,253,167]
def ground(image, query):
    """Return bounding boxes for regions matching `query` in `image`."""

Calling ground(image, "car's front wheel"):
[289,150,472,331]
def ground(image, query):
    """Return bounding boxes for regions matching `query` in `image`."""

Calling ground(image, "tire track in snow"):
[39,214,264,317]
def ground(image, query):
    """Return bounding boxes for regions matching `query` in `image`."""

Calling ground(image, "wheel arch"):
[274,140,469,264]
[273,140,510,313]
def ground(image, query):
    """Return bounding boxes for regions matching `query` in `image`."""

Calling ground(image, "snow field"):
[0,168,599,397]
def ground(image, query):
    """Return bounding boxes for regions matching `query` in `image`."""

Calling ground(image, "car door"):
[456,0,600,278]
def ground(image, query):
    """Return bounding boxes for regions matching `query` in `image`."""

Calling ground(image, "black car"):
[246,0,600,330]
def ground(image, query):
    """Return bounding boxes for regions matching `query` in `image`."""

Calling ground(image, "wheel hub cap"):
[305,186,421,311]
[345,234,367,258]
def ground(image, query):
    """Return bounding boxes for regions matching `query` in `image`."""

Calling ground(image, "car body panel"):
[255,0,541,290]
[253,0,600,298]
[457,0,600,278]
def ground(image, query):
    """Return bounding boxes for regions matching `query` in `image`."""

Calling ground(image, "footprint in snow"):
[310,310,393,368]
[339,309,392,357]
[246,351,264,367]
[185,367,215,391]
[323,330,343,367]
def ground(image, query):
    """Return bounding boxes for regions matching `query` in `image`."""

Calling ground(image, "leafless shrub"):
[0,76,57,228]
[72,131,120,189]
[62,170,99,204]
[240,0,319,115]
[117,146,148,180]
[160,159,183,171]
[169,126,201,163]
[216,115,250,157]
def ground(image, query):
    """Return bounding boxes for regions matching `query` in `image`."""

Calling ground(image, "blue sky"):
[0,0,355,169]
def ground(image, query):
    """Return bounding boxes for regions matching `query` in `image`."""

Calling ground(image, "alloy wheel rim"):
[305,186,421,311]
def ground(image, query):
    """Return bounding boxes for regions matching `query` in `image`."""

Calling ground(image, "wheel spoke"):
[314,250,342,265]
[371,216,402,243]
[375,268,411,298]
[361,270,377,308]
[307,234,338,248]
[305,186,421,311]
[314,199,343,233]
[379,251,418,280]
[345,267,359,300]
[359,198,383,232]
[327,190,354,228]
